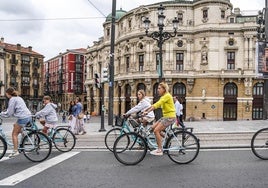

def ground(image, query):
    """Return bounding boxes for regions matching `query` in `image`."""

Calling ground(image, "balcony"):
[21,81,30,87]
[10,59,18,65]
[32,83,39,88]
[21,71,30,76]
[10,70,18,77]
[32,72,39,78]
[9,82,18,87]
[32,61,40,68]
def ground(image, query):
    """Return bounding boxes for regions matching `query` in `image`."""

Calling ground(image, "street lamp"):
[143,4,179,82]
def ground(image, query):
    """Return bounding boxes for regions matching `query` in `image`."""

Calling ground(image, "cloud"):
[0,0,264,60]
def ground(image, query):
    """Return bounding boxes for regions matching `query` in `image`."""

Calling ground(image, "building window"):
[75,54,82,62]
[128,20,132,29]
[34,89,38,98]
[203,10,208,19]
[21,88,30,96]
[106,28,110,37]
[221,10,225,19]
[176,53,184,71]
[21,55,30,65]
[230,17,235,23]
[139,54,144,72]
[227,52,235,70]
[156,53,160,72]
[126,56,130,73]
[177,13,183,24]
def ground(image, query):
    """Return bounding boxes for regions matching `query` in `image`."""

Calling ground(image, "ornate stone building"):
[85,0,263,121]
[0,37,44,112]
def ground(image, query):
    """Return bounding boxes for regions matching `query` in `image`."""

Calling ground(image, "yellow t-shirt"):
[152,92,176,118]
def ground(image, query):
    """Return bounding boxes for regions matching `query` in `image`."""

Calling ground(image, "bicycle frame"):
[0,118,39,151]
[137,123,193,152]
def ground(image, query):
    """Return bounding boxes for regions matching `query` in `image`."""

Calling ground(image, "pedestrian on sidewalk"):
[173,96,184,128]
[0,87,32,158]
[74,97,86,135]
[35,96,58,134]
[68,100,76,133]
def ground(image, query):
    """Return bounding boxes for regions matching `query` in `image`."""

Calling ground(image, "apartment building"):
[44,48,87,112]
[0,37,44,112]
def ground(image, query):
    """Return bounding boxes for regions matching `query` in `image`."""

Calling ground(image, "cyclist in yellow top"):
[143,82,176,156]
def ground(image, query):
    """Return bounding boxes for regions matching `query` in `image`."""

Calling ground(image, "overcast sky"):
[0,0,264,60]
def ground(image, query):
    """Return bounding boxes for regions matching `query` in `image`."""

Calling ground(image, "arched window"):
[173,82,186,97]
[137,83,146,92]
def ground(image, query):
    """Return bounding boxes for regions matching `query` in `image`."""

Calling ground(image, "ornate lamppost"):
[143,4,179,82]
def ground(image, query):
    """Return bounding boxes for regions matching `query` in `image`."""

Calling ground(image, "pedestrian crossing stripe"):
[0,151,80,186]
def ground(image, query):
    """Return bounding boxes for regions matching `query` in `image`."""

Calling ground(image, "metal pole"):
[263,0,268,119]
[99,83,106,132]
[108,0,116,126]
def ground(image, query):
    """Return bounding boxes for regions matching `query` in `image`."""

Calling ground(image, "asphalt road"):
[0,149,268,188]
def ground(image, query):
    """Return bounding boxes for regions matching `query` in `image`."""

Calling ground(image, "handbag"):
[68,115,73,120]
[78,112,84,119]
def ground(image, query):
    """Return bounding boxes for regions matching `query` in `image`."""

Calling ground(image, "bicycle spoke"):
[251,128,268,160]
[113,132,147,165]
[166,131,199,164]
[53,128,76,152]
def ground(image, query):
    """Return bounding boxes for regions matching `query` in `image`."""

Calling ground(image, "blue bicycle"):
[31,117,76,152]
[0,117,52,162]
[104,115,144,152]
[113,120,200,165]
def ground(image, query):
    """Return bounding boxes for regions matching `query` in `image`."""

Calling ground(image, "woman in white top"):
[124,90,155,126]
[0,87,32,158]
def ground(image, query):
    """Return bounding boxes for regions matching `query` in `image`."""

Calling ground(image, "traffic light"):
[94,73,101,89]
[101,68,109,83]
[257,10,266,41]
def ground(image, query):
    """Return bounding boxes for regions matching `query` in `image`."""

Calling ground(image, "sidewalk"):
[74,116,268,149]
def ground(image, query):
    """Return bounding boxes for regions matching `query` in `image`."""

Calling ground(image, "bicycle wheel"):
[251,128,268,160]
[22,131,52,162]
[166,131,199,164]
[105,128,126,152]
[53,128,76,152]
[0,136,7,160]
[113,132,147,165]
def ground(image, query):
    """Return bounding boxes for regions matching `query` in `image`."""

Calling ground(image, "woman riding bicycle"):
[0,87,32,158]
[123,89,155,126]
[35,96,58,134]
[143,82,176,156]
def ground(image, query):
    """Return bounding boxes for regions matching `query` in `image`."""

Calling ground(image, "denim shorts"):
[158,117,176,127]
[16,117,31,127]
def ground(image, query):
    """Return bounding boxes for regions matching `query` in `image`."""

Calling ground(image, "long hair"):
[5,87,18,96]
[137,89,145,99]
[159,82,169,92]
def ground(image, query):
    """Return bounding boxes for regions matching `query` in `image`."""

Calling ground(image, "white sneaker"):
[150,149,163,156]
[8,150,20,158]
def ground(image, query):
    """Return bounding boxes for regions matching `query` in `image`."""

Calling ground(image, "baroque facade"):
[0,37,44,112]
[85,0,264,121]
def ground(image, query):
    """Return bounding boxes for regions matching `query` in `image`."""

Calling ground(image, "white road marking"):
[0,157,9,162]
[0,151,80,186]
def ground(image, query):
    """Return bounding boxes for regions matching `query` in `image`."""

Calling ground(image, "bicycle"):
[113,120,200,165]
[251,127,268,160]
[0,117,52,162]
[104,115,144,152]
[31,117,76,152]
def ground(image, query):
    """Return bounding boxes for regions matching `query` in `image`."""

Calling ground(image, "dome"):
[106,8,127,22]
